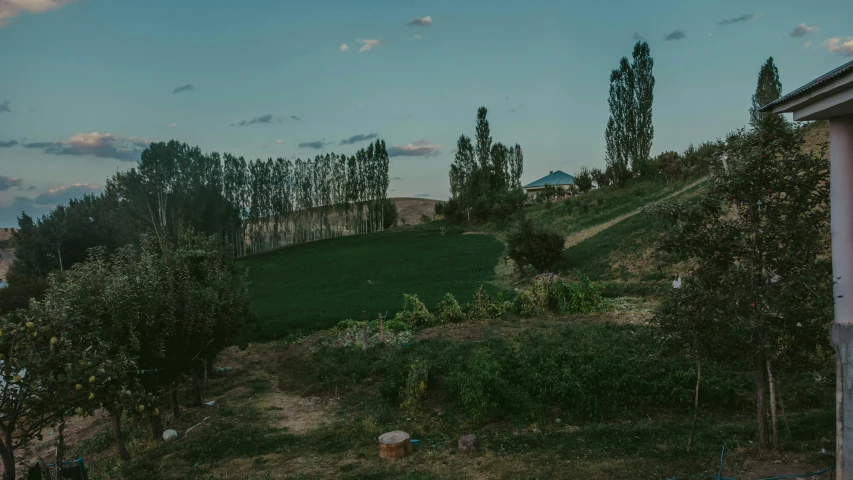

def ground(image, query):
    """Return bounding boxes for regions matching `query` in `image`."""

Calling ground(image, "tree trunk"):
[191,372,203,407]
[755,350,770,448]
[379,314,385,343]
[378,431,412,459]
[361,323,368,351]
[766,359,781,449]
[56,416,66,472]
[150,413,165,442]
[109,409,132,461]
[0,436,15,480]
[171,387,180,419]
[687,359,701,452]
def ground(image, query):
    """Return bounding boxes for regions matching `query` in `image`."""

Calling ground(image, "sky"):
[1,0,852,227]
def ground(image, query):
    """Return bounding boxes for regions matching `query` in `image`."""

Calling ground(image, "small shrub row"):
[512,271,604,317]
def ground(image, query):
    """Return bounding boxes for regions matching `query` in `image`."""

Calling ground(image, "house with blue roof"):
[522,170,576,199]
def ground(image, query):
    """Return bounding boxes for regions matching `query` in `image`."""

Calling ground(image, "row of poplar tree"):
[442,107,525,223]
[2,139,392,314]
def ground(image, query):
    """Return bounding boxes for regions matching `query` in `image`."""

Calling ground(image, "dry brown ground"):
[391,197,439,226]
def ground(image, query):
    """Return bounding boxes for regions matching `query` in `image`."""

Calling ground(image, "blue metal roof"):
[522,170,575,189]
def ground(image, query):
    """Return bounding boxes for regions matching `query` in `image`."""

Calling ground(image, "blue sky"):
[1,0,851,226]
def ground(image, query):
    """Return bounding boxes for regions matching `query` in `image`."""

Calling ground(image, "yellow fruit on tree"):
[88,376,96,383]
[25,322,34,329]
[87,393,95,401]
[32,332,37,337]
[50,337,58,345]
[75,384,82,391]
[64,364,72,372]
[74,407,82,415]
[13,375,21,382]
[137,405,145,413]
[153,408,160,416]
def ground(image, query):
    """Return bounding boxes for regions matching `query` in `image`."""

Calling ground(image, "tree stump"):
[458,434,478,452]
[378,431,412,459]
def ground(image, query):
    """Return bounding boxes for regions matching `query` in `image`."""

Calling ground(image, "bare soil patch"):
[392,197,439,226]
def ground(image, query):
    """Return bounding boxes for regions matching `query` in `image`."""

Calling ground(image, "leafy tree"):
[475,107,493,195]
[574,167,594,192]
[590,167,610,188]
[647,115,831,449]
[750,57,782,127]
[605,41,656,182]
[506,215,564,273]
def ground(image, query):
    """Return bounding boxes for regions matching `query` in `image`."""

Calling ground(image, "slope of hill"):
[391,197,439,226]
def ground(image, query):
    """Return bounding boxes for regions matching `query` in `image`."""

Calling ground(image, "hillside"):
[391,197,439,226]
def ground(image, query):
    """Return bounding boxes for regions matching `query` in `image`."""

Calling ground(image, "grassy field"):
[240,227,505,338]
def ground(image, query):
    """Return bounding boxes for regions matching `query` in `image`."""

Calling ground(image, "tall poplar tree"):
[749,57,782,127]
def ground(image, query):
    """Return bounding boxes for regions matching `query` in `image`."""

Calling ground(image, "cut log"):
[458,434,478,452]
[378,430,412,459]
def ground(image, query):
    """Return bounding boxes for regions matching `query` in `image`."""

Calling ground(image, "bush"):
[511,277,552,317]
[400,359,429,417]
[465,286,508,320]
[392,294,434,327]
[548,271,603,314]
[382,199,399,229]
[506,216,564,273]
[444,348,505,421]
[434,293,465,324]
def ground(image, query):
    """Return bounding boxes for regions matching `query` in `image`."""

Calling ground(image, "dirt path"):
[563,177,708,249]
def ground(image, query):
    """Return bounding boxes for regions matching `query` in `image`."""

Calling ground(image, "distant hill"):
[391,197,439,226]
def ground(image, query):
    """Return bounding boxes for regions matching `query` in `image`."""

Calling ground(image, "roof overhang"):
[761,61,853,121]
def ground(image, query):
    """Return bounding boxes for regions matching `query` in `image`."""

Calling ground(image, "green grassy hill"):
[241,228,504,338]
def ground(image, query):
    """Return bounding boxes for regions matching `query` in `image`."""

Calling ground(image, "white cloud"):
[340,43,350,52]
[825,37,853,56]
[790,23,819,37]
[168,122,177,127]
[413,34,422,40]
[0,0,76,28]
[22,132,150,162]
[357,38,383,52]
[804,41,812,48]
[708,32,713,37]
[387,140,442,158]
[407,16,432,27]
[276,139,285,145]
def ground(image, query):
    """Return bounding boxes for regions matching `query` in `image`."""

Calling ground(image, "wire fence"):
[667,445,835,480]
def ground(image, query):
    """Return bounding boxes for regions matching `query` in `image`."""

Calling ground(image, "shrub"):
[445,348,506,421]
[465,286,507,320]
[400,359,429,417]
[511,277,551,317]
[548,271,603,314]
[382,199,399,229]
[506,216,564,273]
[434,293,465,324]
[392,294,434,327]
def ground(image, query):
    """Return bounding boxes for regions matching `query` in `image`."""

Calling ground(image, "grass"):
[71,318,835,480]
[526,175,704,238]
[240,227,505,338]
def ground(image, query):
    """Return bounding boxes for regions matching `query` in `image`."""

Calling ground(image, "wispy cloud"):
[168,122,177,127]
[825,37,853,56]
[233,114,276,127]
[508,103,525,113]
[357,38,383,52]
[804,41,813,48]
[0,176,22,191]
[407,16,432,27]
[0,0,77,28]
[276,139,285,145]
[290,115,301,121]
[387,140,442,158]
[0,140,17,148]
[172,84,195,94]
[340,133,379,145]
[718,13,757,26]
[664,30,687,41]
[791,23,819,37]
[413,34,422,40]
[413,193,431,198]
[22,132,150,162]
[298,140,330,149]
[391,176,402,180]
[35,183,102,204]
[340,43,350,52]
[0,100,10,113]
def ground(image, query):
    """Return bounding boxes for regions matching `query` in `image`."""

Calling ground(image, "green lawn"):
[240,228,505,338]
